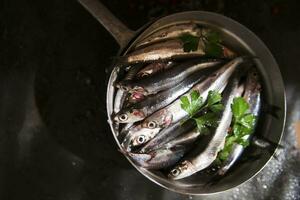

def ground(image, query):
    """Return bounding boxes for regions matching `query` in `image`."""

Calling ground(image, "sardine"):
[135,23,202,48]
[218,69,262,175]
[114,64,221,123]
[120,39,207,64]
[117,58,223,95]
[140,120,195,153]
[169,74,245,180]
[124,145,186,169]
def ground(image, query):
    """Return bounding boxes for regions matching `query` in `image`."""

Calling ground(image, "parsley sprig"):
[218,97,256,161]
[180,90,224,133]
[204,31,223,57]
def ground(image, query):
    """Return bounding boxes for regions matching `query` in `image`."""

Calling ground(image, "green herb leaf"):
[238,113,256,130]
[207,90,222,106]
[180,90,224,135]
[194,112,218,132]
[204,31,223,57]
[231,97,249,120]
[180,90,203,117]
[206,31,221,43]
[205,43,223,57]
[179,34,200,52]
[210,103,225,113]
[180,96,190,112]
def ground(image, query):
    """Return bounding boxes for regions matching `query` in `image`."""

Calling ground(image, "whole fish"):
[114,64,221,123]
[136,61,175,78]
[114,63,144,114]
[121,57,246,151]
[117,58,223,95]
[169,74,245,180]
[124,145,186,169]
[218,69,262,175]
[140,120,195,153]
[121,39,206,64]
[135,23,202,48]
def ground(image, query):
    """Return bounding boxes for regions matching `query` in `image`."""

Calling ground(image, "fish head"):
[141,110,173,129]
[114,108,145,123]
[121,126,161,151]
[131,128,161,147]
[168,160,196,180]
[117,80,147,94]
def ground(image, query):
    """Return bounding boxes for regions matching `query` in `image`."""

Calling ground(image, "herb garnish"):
[179,34,200,52]
[180,90,224,133]
[204,31,223,57]
[218,97,256,161]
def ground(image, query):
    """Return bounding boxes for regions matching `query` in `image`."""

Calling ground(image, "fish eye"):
[137,135,146,144]
[147,121,157,129]
[118,114,128,121]
[171,168,181,177]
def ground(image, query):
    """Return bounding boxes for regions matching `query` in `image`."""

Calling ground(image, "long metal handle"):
[78,0,135,48]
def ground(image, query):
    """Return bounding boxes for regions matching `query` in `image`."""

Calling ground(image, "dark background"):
[0,0,300,200]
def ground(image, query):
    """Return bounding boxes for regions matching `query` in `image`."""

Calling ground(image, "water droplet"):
[263,184,267,189]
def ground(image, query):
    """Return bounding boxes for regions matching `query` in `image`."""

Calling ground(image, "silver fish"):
[124,145,186,169]
[114,64,221,123]
[218,68,261,175]
[140,120,195,153]
[169,75,245,180]
[135,23,202,48]
[121,39,206,64]
[117,58,222,95]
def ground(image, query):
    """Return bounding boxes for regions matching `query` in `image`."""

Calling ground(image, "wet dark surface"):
[0,0,300,199]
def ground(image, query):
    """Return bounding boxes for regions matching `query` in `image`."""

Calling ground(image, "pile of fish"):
[112,22,264,180]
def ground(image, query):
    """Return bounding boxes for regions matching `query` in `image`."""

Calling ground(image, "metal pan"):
[78,0,286,195]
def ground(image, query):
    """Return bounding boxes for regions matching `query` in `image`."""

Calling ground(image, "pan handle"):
[78,0,135,48]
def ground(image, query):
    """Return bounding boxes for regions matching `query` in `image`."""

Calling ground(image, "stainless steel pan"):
[78,0,286,195]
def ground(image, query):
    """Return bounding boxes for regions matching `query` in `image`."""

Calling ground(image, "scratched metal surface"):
[0,0,300,199]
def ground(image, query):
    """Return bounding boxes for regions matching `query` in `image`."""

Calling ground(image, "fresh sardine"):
[114,64,221,123]
[121,39,208,64]
[169,74,245,180]
[124,145,186,169]
[117,58,223,95]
